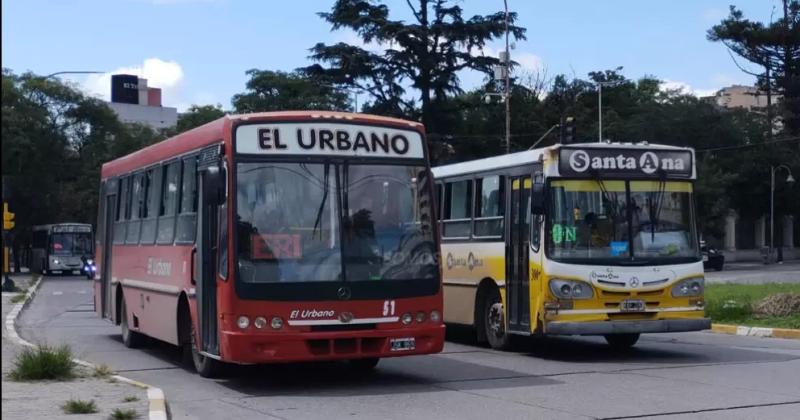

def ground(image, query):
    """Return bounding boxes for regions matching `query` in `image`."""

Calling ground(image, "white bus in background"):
[31,223,93,275]
[432,142,710,349]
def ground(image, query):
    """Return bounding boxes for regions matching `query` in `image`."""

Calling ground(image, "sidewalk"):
[2,274,148,420]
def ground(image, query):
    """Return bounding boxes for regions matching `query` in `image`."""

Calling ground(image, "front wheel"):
[483,288,511,350]
[604,333,640,349]
[184,317,225,378]
[348,358,380,372]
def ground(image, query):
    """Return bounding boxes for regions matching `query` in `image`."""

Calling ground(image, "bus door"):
[100,180,118,319]
[506,176,531,333]
[195,147,224,356]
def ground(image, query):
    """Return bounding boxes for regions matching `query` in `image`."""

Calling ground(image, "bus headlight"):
[401,313,413,325]
[429,310,441,323]
[549,279,594,299]
[671,277,704,297]
[270,317,283,330]
[237,316,250,330]
[253,317,267,329]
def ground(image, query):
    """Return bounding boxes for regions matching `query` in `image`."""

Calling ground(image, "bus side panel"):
[112,244,191,345]
[441,242,506,326]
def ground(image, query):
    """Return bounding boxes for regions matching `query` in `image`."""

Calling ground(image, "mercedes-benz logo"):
[337,286,351,300]
[629,277,640,288]
[339,312,354,323]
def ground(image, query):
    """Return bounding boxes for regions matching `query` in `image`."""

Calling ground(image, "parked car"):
[700,241,724,271]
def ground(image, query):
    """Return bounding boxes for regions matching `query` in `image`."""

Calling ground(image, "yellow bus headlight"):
[549,279,594,299]
[671,277,704,297]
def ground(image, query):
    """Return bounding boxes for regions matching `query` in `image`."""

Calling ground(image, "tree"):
[175,104,226,133]
[708,2,800,134]
[231,69,350,113]
[2,69,163,269]
[302,0,526,135]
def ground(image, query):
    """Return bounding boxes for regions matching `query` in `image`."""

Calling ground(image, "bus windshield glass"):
[547,179,698,264]
[50,233,93,256]
[236,162,437,283]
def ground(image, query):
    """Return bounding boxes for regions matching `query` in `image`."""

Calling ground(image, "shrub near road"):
[705,283,800,329]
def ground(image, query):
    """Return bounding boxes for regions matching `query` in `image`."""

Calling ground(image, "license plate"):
[703,255,709,262]
[389,337,416,352]
[620,299,646,312]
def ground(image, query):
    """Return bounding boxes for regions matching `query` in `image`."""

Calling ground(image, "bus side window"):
[442,180,472,238]
[140,166,161,245]
[176,155,198,244]
[157,161,181,244]
[126,172,144,245]
[474,175,504,238]
[435,183,443,221]
[113,176,130,245]
[218,202,228,280]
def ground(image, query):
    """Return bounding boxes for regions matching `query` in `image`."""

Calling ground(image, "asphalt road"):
[705,259,800,284]
[18,277,800,420]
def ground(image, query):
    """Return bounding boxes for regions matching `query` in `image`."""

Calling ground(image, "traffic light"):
[564,116,575,143]
[3,202,14,231]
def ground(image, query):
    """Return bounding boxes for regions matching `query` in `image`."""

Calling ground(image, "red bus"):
[94,112,444,377]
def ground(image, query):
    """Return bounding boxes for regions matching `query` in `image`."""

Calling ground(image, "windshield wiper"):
[647,171,667,241]
[312,163,330,240]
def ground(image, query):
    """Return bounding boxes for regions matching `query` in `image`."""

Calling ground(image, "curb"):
[711,323,800,340]
[4,276,169,420]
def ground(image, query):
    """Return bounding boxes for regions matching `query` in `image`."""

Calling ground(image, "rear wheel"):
[604,333,640,349]
[348,358,380,372]
[120,298,145,348]
[483,287,511,350]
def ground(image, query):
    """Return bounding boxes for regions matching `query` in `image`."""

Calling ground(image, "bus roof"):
[101,111,425,179]
[432,142,694,179]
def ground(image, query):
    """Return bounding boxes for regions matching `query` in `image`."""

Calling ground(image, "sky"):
[1,0,782,112]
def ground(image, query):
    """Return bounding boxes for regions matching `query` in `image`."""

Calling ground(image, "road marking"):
[53,291,63,295]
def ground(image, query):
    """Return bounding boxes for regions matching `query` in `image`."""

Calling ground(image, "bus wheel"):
[604,333,640,349]
[483,288,511,350]
[120,298,145,348]
[348,358,380,372]
[187,320,225,378]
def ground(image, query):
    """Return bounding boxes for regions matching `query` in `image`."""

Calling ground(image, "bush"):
[109,408,139,420]
[8,344,75,381]
[753,293,800,317]
[93,364,113,378]
[62,399,98,414]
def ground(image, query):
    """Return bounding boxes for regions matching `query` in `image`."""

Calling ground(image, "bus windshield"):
[50,233,93,256]
[236,162,437,283]
[547,179,698,264]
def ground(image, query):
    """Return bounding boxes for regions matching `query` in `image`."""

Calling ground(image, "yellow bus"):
[432,142,710,349]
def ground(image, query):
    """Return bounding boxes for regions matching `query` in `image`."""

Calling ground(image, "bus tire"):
[348,357,380,372]
[120,298,145,348]
[184,314,225,378]
[604,333,640,349]
[483,287,511,350]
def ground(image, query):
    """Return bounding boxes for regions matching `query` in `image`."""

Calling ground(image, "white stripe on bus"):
[287,317,399,326]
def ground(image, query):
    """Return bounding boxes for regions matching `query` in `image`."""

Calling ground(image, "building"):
[107,74,177,129]
[711,85,782,111]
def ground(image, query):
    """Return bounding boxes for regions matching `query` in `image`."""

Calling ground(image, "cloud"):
[81,58,186,108]
[660,80,718,97]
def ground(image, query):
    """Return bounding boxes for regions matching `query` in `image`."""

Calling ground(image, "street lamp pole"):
[769,164,795,263]
[595,81,618,142]
[44,71,105,79]
[503,0,511,154]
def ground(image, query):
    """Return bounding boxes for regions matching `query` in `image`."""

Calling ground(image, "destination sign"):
[558,147,693,178]
[52,225,92,233]
[235,122,425,159]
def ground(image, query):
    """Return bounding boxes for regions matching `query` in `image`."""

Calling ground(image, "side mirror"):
[203,165,226,206]
[531,182,545,215]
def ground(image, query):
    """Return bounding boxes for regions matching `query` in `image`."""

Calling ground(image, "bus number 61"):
[383,300,396,316]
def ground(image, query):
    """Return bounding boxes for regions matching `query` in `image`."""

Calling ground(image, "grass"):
[8,344,75,381]
[109,408,139,420]
[93,364,113,378]
[61,399,98,414]
[705,283,800,329]
[122,396,139,403]
[9,293,27,304]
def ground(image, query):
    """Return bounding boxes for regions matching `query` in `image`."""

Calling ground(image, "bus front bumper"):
[220,325,445,364]
[545,318,711,335]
